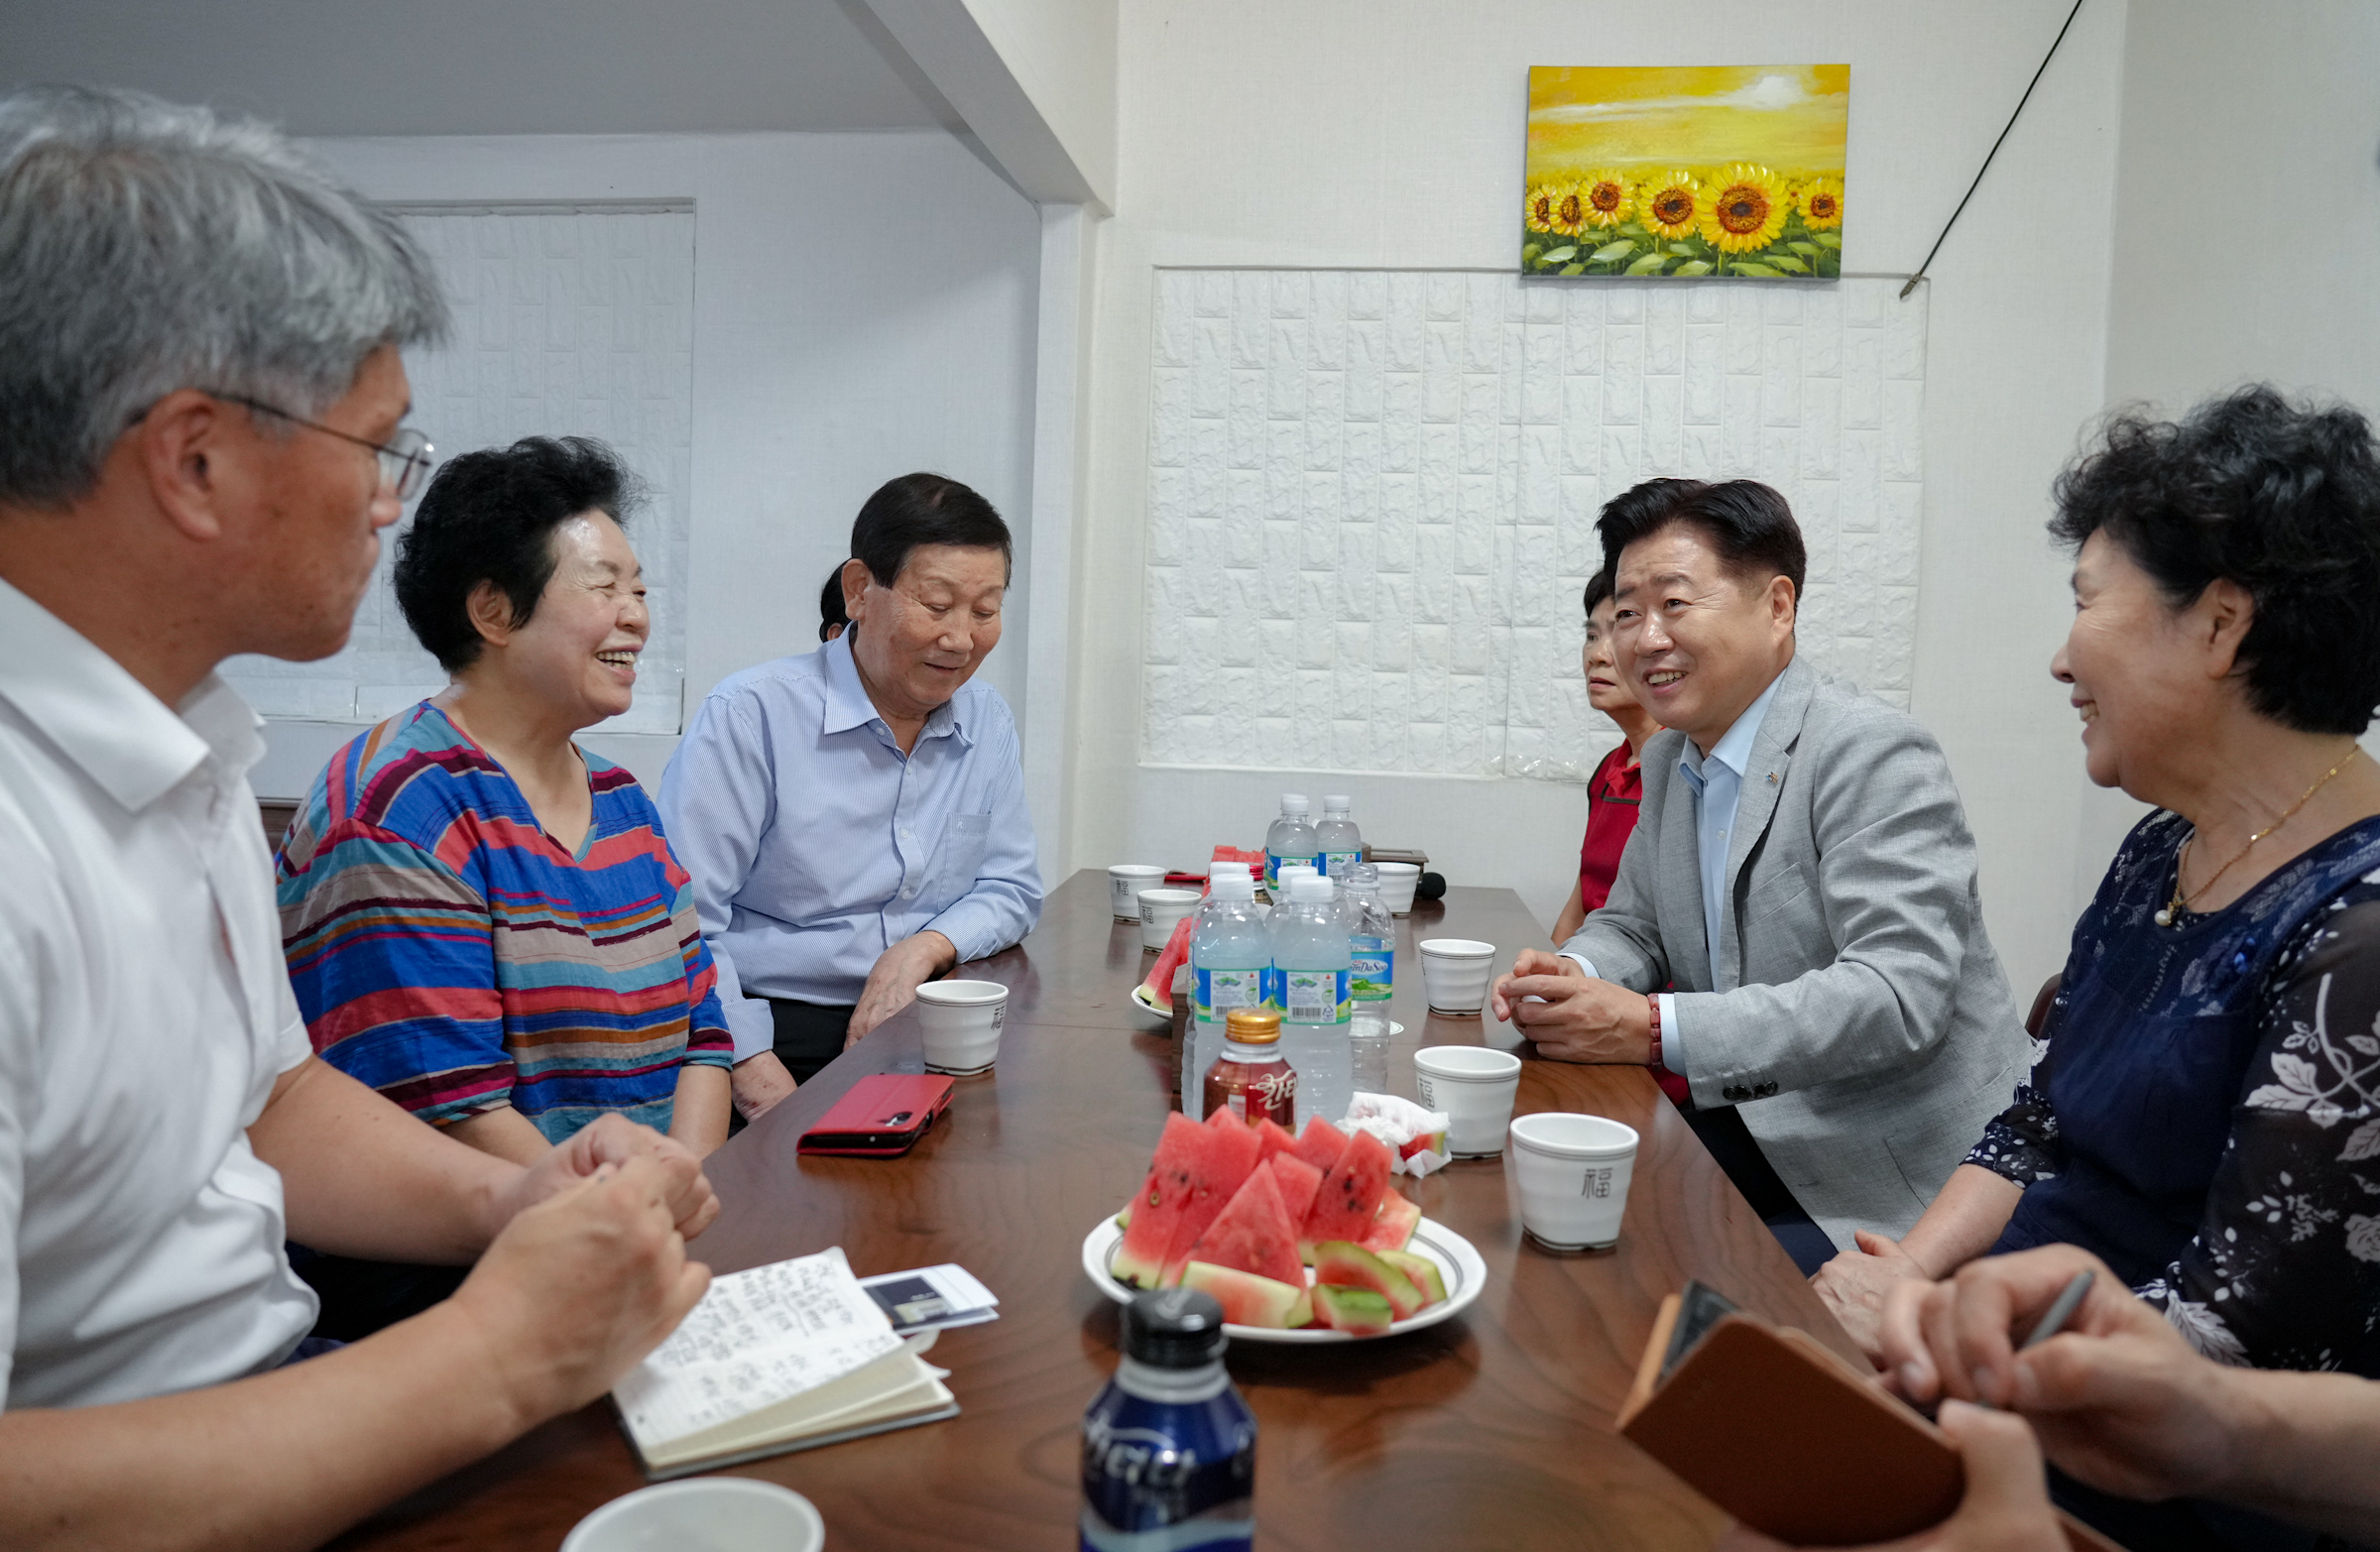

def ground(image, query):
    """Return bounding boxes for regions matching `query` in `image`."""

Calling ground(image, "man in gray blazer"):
[1493,480,2027,1269]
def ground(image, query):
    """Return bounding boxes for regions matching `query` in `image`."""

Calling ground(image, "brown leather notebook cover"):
[1617,1295,2125,1550]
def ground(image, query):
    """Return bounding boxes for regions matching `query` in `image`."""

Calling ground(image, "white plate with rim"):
[1080,1211,1487,1344]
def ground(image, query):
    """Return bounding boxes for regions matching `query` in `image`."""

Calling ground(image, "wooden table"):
[334,872,1856,1551]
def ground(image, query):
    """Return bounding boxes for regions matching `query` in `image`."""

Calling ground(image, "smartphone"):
[796,1074,955,1157]
[1659,1279,1742,1379]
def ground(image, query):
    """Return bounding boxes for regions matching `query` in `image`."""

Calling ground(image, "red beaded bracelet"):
[1645,993,1662,1067]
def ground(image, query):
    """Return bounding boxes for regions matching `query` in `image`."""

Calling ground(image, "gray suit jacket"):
[1562,657,2027,1250]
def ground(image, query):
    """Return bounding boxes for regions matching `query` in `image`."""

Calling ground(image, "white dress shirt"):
[1564,672,1783,1079]
[658,635,1043,1059]
[0,578,317,1408]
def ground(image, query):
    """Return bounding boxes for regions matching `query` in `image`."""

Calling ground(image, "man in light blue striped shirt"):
[659,475,1042,1113]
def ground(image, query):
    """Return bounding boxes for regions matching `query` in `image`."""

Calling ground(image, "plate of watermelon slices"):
[1083,1109,1488,1343]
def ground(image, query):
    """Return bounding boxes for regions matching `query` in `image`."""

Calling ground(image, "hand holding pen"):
[1874,1244,2254,1504]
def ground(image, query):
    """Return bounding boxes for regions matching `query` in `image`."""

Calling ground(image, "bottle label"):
[1193,967,1264,1023]
[1319,850,1362,877]
[1349,937,1393,1002]
[1280,969,1350,1024]
[1080,1391,1256,1550]
[1264,851,1305,889]
[1080,1508,1253,1551]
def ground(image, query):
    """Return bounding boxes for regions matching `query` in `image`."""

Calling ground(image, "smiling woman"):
[274,434,736,1332]
[1812,395,2380,1540]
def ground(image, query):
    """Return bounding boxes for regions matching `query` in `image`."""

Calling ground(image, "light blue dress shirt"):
[1563,671,1782,1080]
[657,635,1043,1059]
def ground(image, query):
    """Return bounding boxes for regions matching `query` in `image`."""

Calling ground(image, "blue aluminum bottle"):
[1080,1288,1255,1551]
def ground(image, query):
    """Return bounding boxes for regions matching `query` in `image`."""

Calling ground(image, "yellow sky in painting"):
[1527,64,1848,176]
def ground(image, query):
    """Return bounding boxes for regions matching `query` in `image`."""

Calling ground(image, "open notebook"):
[611,1248,960,1480]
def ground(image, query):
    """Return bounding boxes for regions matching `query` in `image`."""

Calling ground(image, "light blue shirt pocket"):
[923,811,993,913]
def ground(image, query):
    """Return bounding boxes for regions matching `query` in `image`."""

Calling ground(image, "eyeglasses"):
[215,394,436,501]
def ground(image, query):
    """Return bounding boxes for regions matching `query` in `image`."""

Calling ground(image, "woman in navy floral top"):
[1815,388,2380,1402]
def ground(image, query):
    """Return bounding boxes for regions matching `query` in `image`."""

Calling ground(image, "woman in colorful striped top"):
[279,436,733,1169]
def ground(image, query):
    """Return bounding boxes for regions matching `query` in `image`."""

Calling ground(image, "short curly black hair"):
[395,435,641,672]
[2050,386,2380,735]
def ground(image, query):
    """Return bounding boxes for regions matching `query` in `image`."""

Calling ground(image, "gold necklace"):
[2157,747,2364,927]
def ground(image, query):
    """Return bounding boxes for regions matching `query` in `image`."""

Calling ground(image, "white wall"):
[250,130,1042,802]
[2079,0,2380,891]
[958,0,1119,201]
[1063,0,2126,993]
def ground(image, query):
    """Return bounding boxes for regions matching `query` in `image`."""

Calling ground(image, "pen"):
[1964,1268,2092,1413]
[2018,1269,2094,1351]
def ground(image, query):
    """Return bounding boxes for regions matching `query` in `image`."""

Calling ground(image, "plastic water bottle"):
[1080,1288,1255,1552]
[1263,794,1317,892]
[1186,868,1271,1117]
[1314,794,1363,878]
[1271,874,1352,1131]
[1264,864,1318,1010]
[1192,868,1269,1027]
[1342,863,1394,1094]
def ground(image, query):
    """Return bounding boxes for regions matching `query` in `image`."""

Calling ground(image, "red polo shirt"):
[1578,739,1644,913]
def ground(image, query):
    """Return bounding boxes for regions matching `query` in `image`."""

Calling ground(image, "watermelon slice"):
[1357,1192,1421,1255]
[1250,1116,1299,1164]
[1179,1262,1308,1328]
[1310,1283,1395,1336]
[1138,911,1197,1013]
[1158,1113,1263,1285]
[1185,1164,1303,1287]
[1300,1129,1393,1259]
[1266,1152,1324,1227]
[1315,1241,1426,1320]
[1292,1117,1349,1174]
[1379,1250,1447,1308]
[1113,1113,1208,1288]
[1211,844,1266,876]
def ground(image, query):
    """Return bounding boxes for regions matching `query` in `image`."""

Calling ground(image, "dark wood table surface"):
[333,871,1857,1552]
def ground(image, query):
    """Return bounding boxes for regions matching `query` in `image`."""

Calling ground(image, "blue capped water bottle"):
[1080,1288,1255,1551]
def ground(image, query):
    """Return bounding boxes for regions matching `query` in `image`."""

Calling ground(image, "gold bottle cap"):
[1224,1009,1282,1044]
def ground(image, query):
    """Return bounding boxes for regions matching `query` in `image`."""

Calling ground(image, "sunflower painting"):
[1523,64,1847,280]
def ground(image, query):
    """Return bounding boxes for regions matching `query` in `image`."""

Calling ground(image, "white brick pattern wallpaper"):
[222,206,696,736]
[1140,271,1927,778]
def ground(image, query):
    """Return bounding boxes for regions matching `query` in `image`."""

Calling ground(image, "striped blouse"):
[277,703,734,1141]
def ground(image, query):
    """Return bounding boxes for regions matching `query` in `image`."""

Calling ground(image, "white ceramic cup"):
[1417,937,1496,1014]
[1413,1045,1524,1156]
[1108,864,1167,920]
[914,979,1009,1075]
[1507,1112,1639,1252]
[1137,887,1203,952]
[561,1479,825,1552]
[1373,861,1422,914]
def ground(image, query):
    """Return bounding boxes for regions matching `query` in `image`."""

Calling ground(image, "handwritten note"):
[615,1247,903,1445]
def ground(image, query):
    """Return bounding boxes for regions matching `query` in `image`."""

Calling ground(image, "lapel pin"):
[1766,772,1777,784]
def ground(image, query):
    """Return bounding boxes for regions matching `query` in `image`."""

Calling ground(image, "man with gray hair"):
[0,86,720,1548]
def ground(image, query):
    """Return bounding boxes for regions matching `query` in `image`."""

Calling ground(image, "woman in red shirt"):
[1552,569,1661,942]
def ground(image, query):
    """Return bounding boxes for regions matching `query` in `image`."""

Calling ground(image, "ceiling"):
[0,0,953,137]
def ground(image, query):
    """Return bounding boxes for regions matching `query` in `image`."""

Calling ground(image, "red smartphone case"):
[796,1074,955,1157]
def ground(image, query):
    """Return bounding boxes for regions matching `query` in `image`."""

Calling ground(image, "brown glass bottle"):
[1202,1008,1297,1128]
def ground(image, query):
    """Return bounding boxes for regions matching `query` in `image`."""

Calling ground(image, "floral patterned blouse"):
[1969,808,2380,1374]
